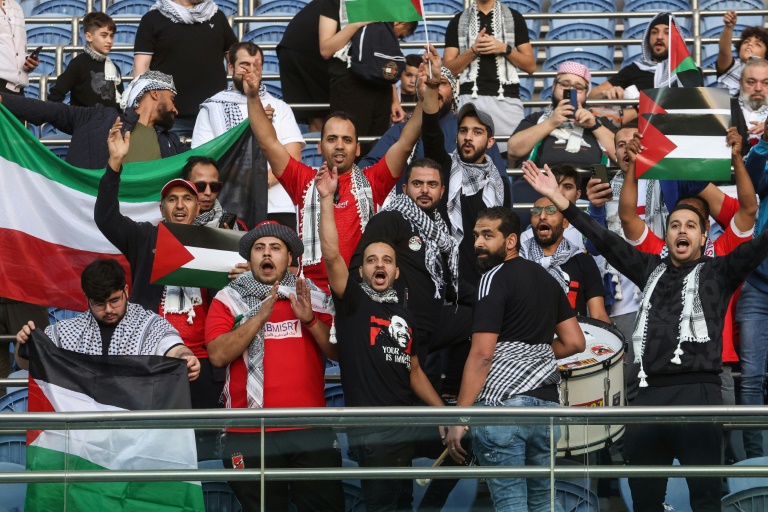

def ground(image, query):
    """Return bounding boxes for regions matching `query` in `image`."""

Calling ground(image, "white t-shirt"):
[0,0,28,90]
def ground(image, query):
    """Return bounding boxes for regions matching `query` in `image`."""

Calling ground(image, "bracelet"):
[301,315,318,327]
[585,119,602,132]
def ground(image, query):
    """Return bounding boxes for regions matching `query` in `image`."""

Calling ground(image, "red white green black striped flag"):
[669,17,702,87]
[345,0,423,23]
[25,330,204,512]
[637,87,731,180]
[151,223,245,289]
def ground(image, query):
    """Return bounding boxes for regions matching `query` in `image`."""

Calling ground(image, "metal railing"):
[2,406,768,485]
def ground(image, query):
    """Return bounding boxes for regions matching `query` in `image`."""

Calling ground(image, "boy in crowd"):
[398,54,421,115]
[48,12,123,109]
[717,10,768,96]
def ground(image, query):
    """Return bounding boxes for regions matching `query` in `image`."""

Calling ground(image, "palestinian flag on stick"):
[25,330,204,512]
[637,87,731,180]
[668,15,702,87]
[151,223,245,289]
[345,0,423,22]
[0,104,250,311]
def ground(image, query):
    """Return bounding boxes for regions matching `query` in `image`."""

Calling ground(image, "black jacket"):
[0,92,187,169]
[95,167,163,311]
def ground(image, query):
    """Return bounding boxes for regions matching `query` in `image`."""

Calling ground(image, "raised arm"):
[318,15,369,59]
[522,160,654,287]
[728,129,759,232]
[618,134,647,241]
[244,70,291,178]
[717,11,737,74]
[317,163,349,298]
[0,91,85,134]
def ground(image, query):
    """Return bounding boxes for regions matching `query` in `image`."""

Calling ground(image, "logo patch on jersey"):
[408,236,422,252]
[265,319,301,339]
[231,453,245,469]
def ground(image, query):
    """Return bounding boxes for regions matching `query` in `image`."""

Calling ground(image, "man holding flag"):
[589,13,702,107]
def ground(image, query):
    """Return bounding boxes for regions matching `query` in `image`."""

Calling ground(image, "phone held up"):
[591,163,610,185]
[563,88,579,114]
[29,46,42,60]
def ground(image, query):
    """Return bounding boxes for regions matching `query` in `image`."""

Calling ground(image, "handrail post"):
[692,0,701,65]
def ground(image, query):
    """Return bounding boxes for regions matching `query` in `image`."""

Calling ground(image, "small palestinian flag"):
[151,223,245,289]
[669,17,702,87]
[345,0,423,23]
[637,87,731,181]
[25,330,204,512]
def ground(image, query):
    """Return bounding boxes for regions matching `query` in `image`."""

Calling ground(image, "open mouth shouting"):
[673,237,691,255]
[260,259,276,276]
[372,268,387,287]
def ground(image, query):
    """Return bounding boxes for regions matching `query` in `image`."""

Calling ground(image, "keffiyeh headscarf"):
[150,0,218,24]
[120,70,177,111]
[217,271,332,408]
[457,1,519,99]
[634,12,681,88]
[383,194,459,299]
[83,44,122,104]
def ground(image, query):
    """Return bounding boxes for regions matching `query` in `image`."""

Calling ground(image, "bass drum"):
[555,317,626,457]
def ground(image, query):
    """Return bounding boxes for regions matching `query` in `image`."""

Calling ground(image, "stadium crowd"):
[4,0,768,510]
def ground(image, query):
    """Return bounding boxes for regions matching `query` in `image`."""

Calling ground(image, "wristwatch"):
[505,44,513,56]
[585,119,602,132]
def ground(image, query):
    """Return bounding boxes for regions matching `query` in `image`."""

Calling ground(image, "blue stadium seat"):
[106,0,155,16]
[113,24,139,45]
[26,26,72,45]
[0,389,28,413]
[701,43,722,86]
[0,435,26,466]
[518,77,535,101]
[700,0,763,11]
[24,85,40,101]
[700,0,765,38]
[727,457,768,494]
[301,145,323,168]
[411,457,478,510]
[30,54,56,76]
[0,462,26,512]
[343,482,365,512]
[324,383,344,408]
[624,0,691,12]
[263,81,283,99]
[109,52,135,76]
[243,25,287,44]
[262,51,280,74]
[423,0,462,13]
[620,459,691,512]
[202,481,243,512]
[544,46,615,72]
[722,487,768,511]
[404,22,449,45]
[254,0,309,14]
[556,480,599,512]
[31,0,85,15]
[550,0,616,13]
[6,370,28,394]
[501,0,543,42]
[216,0,237,15]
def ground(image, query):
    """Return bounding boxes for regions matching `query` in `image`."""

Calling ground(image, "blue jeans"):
[736,282,768,458]
[472,396,563,512]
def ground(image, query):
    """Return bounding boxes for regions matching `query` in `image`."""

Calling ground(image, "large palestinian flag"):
[151,223,244,289]
[637,87,731,180]
[345,0,423,22]
[25,329,204,511]
[0,104,261,311]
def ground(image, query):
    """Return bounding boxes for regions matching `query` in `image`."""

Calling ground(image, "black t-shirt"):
[278,0,325,60]
[134,10,238,117]
[350,210,449,340]
[98,323,116,356]
[607,63,655,91]
[513,112,616,167]
[473,257,574,401]
[48,53,124,108]
[445,8,530,98]
[559,252,605,316]
[333,278,422,407]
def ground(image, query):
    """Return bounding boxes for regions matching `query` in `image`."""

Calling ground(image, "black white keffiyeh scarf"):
[534,104,587,154]
[360,282,399,303]
[631,262,709,387]
[300,165,373,266]
[194,199,242,231]
[45,303,178,356]
[200,84,268,134]
[383,194,459,299]
[634,12,680,88]
[523,237,580,293]
[150,0,218,24]
[457,1,519,99]
[161,285,203,324]
[447,151,506,243]
[218,271,333,408]
[83,44,122,104]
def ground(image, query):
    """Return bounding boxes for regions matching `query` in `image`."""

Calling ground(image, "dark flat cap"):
[458,103,495,138]
[239,221,304,260]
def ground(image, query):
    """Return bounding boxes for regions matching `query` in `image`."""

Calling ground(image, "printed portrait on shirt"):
[370,314,413,368]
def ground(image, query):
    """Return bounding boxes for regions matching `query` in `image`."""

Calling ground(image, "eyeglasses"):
[193,181,223,193]
[555,80,588,92]
[530,205,559,216]
[88,291,126,312]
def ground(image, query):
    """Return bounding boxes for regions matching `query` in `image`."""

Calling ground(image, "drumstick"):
[416,448,451,487]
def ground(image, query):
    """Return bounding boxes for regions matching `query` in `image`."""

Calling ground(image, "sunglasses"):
[530,205,559,216]
[193,181,223,193]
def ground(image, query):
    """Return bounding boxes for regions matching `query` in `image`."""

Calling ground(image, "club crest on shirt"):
[408,236,423,252]
[231,453,245,469]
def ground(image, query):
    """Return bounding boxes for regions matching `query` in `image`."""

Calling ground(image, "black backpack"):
[349,23,406,84]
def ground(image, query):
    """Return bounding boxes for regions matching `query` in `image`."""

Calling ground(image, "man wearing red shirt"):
[618,128,758,412]
[206,221,342,511]
[244,66,424,291]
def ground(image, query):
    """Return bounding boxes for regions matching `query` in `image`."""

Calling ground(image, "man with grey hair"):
[732,57,768,153]
[0,70,186,169]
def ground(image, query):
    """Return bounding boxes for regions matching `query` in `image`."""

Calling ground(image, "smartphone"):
[29,46,42,60]
[219,212,237,229]
[591,164,610,185]
[563,88,579,111]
